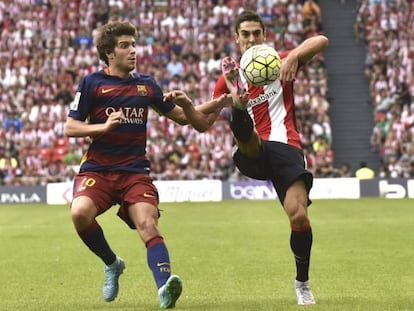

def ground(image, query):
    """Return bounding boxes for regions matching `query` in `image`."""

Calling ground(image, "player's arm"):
[279,35,329,82]
[163,90,232,132]
[64,110,125,137]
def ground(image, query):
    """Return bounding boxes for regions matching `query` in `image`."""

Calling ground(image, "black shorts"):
[233,141,313,205]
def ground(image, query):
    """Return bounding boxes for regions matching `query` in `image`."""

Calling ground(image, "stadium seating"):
[355,0,414,178]
[0,0,345,184]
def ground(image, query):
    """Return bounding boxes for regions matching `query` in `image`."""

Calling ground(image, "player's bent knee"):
[285,197,311,230]
[135,218,159,239]
[71,200,97,225]
[237,136,263,159]
[71,206,92,224]
[289,212,310,230]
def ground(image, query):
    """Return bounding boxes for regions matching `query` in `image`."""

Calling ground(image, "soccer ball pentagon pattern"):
[240,44,281,86]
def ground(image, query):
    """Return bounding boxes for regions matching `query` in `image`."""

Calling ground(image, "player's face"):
[111,35,136,73]
[236,21,266,54]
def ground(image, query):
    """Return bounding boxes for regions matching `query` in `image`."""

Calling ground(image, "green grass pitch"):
[0,198,413,311]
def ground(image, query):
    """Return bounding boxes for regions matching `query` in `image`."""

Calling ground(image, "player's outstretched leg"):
[221,56,249,110]
[158,274,183,309]
[103,256,125,302]
[295,280,316,305]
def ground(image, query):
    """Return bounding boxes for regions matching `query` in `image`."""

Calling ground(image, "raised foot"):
[221,56,249,109]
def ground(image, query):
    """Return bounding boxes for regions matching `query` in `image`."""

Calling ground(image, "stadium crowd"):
[354,0,414,178]
[0,0,379,186]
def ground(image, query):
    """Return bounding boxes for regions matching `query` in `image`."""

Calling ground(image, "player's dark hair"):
[95,21,137,65]
[235,10,265,34]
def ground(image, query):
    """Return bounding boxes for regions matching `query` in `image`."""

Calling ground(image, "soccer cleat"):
[158,275,183,309]
[221,56,249,110]
[295,280,316,305]
[103,257,125,302]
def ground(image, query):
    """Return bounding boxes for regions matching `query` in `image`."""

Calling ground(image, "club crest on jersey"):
[136,85,148,96]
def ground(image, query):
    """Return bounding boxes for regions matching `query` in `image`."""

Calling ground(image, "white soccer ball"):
[240,44,281,86]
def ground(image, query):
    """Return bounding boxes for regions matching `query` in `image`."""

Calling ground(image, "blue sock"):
[78,221,116,265]
[146,236,171,289]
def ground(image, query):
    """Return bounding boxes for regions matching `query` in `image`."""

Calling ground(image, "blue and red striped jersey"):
[68,69,175,174]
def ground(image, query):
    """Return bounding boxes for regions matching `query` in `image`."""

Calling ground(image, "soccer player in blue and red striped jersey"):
[65,21,231,309]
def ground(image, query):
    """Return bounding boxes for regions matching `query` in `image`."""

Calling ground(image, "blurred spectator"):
[47,160,66,182]
[74,27,93,49]
[64,144,82,166]
[37,121,56,148]
[355,161,375,179]
[160,7,187,30]
[4,113,22,133]
[337,162,352,177]
[0,150,19,185]
[386,155,402,179]
[375,88,395,112]
[166,52,184,78]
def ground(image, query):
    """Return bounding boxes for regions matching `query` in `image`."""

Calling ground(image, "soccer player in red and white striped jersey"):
[213,10,328,306]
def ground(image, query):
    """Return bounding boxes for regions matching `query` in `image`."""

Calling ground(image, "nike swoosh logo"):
[157,262,170,267]
[102,88,115,94]
[143,193,155,198]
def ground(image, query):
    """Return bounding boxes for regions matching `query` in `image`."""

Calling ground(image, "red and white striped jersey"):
[213,51,302,150]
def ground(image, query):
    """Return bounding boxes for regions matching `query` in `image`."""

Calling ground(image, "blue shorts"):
[233,141,313,205]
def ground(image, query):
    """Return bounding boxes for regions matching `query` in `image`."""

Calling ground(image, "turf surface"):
[0,198,413,310]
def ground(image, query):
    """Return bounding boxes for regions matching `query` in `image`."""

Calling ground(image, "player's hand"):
[216,93,234,108]
[104,110,125,131]
[164,90,193,109]
[279,54,299,82]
